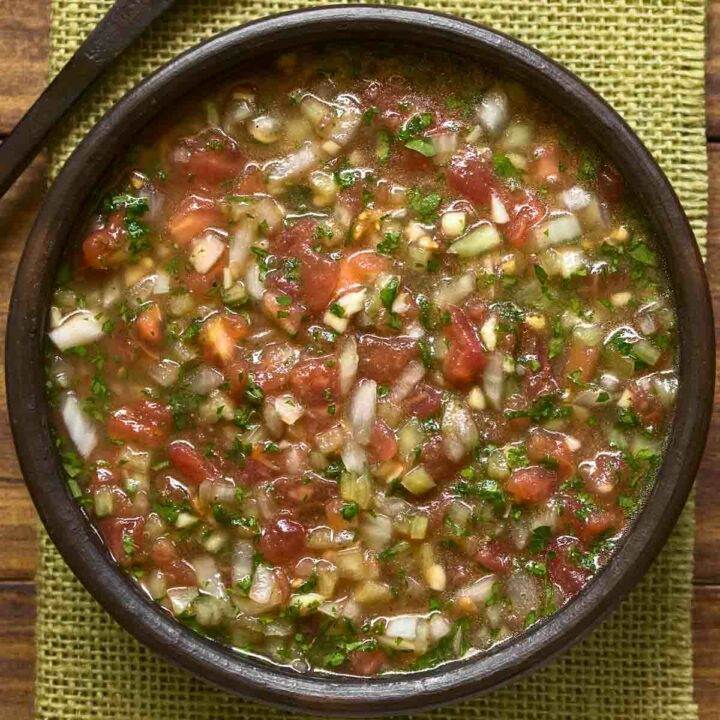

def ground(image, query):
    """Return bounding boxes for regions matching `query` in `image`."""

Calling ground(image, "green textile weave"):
[38,1,706,718]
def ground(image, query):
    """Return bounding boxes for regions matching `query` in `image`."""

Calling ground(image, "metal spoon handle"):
[0,0,176,198]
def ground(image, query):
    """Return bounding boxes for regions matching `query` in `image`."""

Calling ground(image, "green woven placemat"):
[38,1,706,718]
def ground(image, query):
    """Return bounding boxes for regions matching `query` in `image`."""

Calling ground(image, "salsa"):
[46,46,677,676]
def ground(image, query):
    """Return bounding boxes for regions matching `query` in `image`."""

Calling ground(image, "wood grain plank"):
[0,0,49,135]
[0,155,46,483]
[0,480,36,581]
[694,144,720,584]
[694,586,720,719]
[708,0,720,138]
[0,582,35,720]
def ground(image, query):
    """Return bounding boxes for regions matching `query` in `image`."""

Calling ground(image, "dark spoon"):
[0,0,177,198]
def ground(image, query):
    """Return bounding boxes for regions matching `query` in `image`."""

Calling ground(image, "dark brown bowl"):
[5,5,715,716]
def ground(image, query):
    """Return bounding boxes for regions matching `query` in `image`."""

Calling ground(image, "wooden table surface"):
[1,1,719,717]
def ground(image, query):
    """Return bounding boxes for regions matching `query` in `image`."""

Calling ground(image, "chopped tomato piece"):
[82,212,127,269]
[546,536,591,596]
[258,516,307,565]
[628,380,666,428]
[474,540,514,574]
[167,440,218,485]
[134,303,164,345]
[505,192,546,249]
[527,428,575,480]
[403,382,443,419]
[564,340,600,385]
[335,250,391,295]
[419,435,460,481]
[271,217,317,255]
[300,247,339,313]
[289,356,338,405]
[531,143,560,184]
[234,165,266,194]
[506,466,557,504]
[357,334,418,384]
[369,420,398,463]
[597,162,624,205]
[250,343,294,393]
[107,401,172,448]
[447,148,503,206]
[98,516,145,567]
[273,475,338,508]
[580,451,629,502]
[200,313,249,366]
[325,497,358,531]
[165,194,224,245]
[150,537,197,587]
[394,144,435,174]
[169,130,245,186]
[517,325,559,400]
[263,291,304,336]
[227,357,249,399]
[347,649,387,676]
[442,307,486,386]
[581,507,624,541]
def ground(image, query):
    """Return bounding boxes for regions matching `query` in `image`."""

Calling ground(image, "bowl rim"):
[5,5,715,716]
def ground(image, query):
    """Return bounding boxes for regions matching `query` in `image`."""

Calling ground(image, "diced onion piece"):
[267,141,321,188]
[167,587,199,616]
[477,90,509,136]
[229,217,256,272]
[448,222,501,257]
[441,210,466,239]
[441,399,479,462]
[433,271,476,309]
[501,122,532,151]
[231,541,254,586]
[153,270,171,295]
[274,394,304,425]
[483,352,504,410]
[561,186,592,211]
[323,289,366,333]
[348,379,377,445]
[388,360,425,404]
[189,231,226,275]
[491,194,510,224]
[247,115,281,144]
[193,556,227,600]
[480,315,498,351]
[341,440,367,474]
[360,513,392,550]
[401,466,436,496]
[316,424,346,454]
[244,261,264,301]
[534,213,582,250]
[456,575,496,605]
[385,614,419,640]
[430,132,458,163]
[249,565,277,605]
[186,364,225,395]
[326,95,362,147]
[61,393,98,458]
[338,336,359,396]
[254,197,285,233]
[49,310,105,351]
